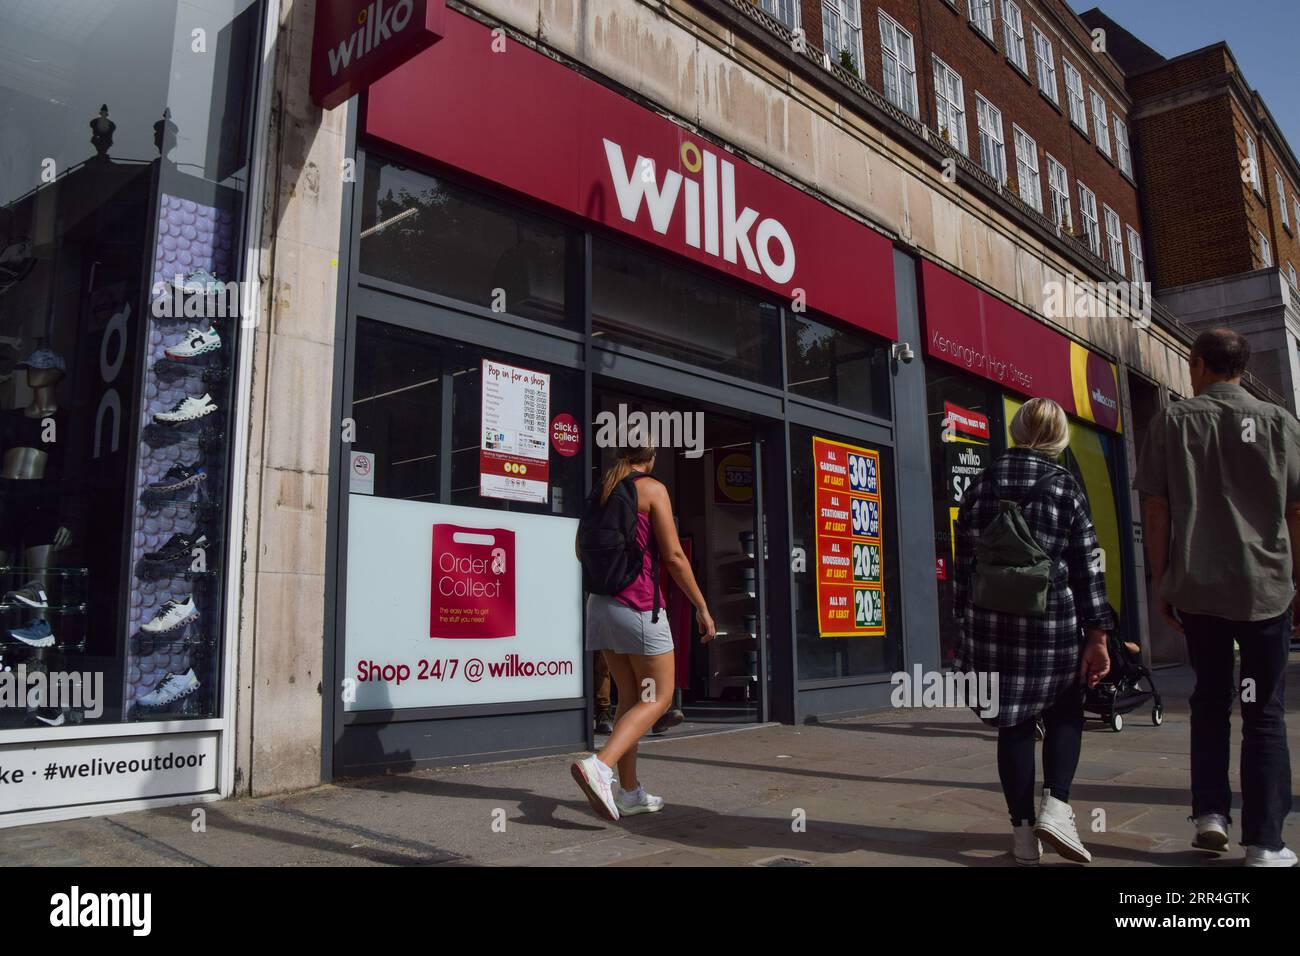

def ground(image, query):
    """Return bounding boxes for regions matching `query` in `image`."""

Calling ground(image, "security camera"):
[891,342,916,364]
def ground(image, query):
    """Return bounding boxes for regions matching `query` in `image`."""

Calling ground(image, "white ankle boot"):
[1033,791,1091,863]
[1012,824,1042,865]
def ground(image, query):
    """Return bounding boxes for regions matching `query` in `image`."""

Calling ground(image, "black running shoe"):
[144,532,209,563]
[148,463,206,493]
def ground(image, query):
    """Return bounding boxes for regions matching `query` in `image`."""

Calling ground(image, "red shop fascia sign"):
[362,9,898,341]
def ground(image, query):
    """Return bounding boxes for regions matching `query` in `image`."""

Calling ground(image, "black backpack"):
[577,474,660,621]
[970,466,1071,617]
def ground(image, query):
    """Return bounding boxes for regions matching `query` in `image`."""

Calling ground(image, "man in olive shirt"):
[1136,328,1298,866]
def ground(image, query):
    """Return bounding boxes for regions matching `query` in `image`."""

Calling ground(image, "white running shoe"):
[570,755,620,822]
[1192,813,1231,852]
[140,595,197,634]
[615,785,665,816]
[1012,823,1042,865]
[154,393,217,423]
[1033,791,1091,863]
[166,327,221,359]
[139,669,200,707]
[1244,846,1298,867]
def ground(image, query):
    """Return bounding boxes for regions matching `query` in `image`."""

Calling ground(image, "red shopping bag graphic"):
[430,524,516,639]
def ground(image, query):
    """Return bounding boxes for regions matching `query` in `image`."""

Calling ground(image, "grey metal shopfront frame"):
[320,134,943,779]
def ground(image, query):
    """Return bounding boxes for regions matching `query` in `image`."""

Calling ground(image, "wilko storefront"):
[319,4,952,776]
[918,261,1136,667]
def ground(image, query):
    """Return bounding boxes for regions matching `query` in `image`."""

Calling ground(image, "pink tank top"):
[615,476,657,612]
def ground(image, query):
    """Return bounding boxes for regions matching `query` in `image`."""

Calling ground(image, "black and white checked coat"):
[952,447,1116,728]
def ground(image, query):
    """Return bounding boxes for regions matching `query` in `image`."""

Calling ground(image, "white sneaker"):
[1192,813,1231,852]
[140,595,197,634]
[154,393,217,423]
[1012,823,1042,865]
[615,785,665,816]
[570,755,619,822]
[139,669,200,707]
[166,327,221,359]
[1034,791,1091,863]
[1244,846,1298,867]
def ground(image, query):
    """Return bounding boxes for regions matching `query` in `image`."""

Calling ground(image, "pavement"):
[1,655,1297,867]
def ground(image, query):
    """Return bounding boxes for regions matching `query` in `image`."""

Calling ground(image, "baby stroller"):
[1036,629,1164,736]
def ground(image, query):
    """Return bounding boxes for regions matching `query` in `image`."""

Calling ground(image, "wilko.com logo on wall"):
[603,138,796,285]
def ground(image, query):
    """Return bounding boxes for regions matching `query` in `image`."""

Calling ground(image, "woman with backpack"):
[953,398,1113,865]
[571,443,716,821]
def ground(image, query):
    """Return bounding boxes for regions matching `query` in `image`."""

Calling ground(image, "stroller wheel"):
[1109,712,1124,732]
[1152,705,1164,727]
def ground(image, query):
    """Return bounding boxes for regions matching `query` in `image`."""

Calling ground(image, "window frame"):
[1245,133,1262,196]
[1031,25,1058,104]
[1113,113,1132,177]
[1078,181,1100,255]
[1259,229,1273,267]
[1012,123,1043,213]
[1103,203,1124,274]
[757,0,801,32]
[1090,88,1111,157]
[1002,0,1027,72]
[879,11,919,119]
[975,93,1008,186]
[822,0,865,75]
[1063,58,1087,129]
[1126,224,1145,285]
[1046,154,1071,230]
[932,55,969,154]
[1277,170,1291,229]
[968,0,995,40]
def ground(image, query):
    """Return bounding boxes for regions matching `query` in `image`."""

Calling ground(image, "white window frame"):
[822,0,864,75]
[1103,204,1124,274]
[1126,225,1145,285]
[968,0,995,39]
[1046,154,1071,229]
[933,56,968,154]
[1063,59,1086,129]
[1288,262,1297,289]
[1245,133,1262,195]
[1078,182,1100,255]
[976,93,1007,185]
[1277,171,1291,229]
[1260,229,1273,267]
[1032,25,1058,104]
[757,0,800,32]
[1114,114,1132,177]
[879,11,919,118]
[1002,1,1027,73]
[1013,124,1042,212]
[1090,89,1111,156]
[1293,196,1300,232]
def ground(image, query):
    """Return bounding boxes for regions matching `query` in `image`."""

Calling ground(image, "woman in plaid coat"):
[953,398,1114,865]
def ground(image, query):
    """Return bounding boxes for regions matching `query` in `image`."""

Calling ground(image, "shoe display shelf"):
[0,566,89,654]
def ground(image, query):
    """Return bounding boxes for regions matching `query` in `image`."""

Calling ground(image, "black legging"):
[997,684,1084,825]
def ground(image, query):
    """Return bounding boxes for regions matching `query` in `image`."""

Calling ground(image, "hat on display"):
[15,347,66,373]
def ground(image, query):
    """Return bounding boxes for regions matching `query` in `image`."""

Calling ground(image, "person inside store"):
[1136,327,1298,868]
[571,443,716,821]
[953,397,1114,866]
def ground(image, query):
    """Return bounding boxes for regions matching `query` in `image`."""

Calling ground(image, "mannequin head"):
[26,366,64,390]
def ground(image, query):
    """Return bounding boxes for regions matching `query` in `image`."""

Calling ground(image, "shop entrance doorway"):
[592,383,777,725]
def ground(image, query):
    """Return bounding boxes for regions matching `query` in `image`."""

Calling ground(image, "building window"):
[1046,155,1071,229]
[933,56,968,153]
[1288,262,1297,289]
[1013,125,1042,212]
[1277,171,1291,228]
[823,0,863,74]
[975,94,1007,185]
[1293,196,1300,231]
[1126,225,1145,285]
[1002,1,1027,72]
[1259,230,1273,267]
[758,0,799,31]
[879,12,918,118]
[968,0,995,39]
[1078,182,1101,255]
[1091,88,1111,156]
[1063,59,1087,128]
[1245,133,1262,195]
[1114,115,1132,177]
[1103,204,1124,274]
[1032,26,1058,103]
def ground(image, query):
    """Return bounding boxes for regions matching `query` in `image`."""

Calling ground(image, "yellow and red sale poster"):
[814,437,884,638]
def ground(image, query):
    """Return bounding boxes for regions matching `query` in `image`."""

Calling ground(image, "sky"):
[1072,0,1300,151]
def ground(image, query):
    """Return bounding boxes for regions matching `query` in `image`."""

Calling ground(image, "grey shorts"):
[586,594,674,656]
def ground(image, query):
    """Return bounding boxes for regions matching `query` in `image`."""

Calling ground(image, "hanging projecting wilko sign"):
[310,0,446,110]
